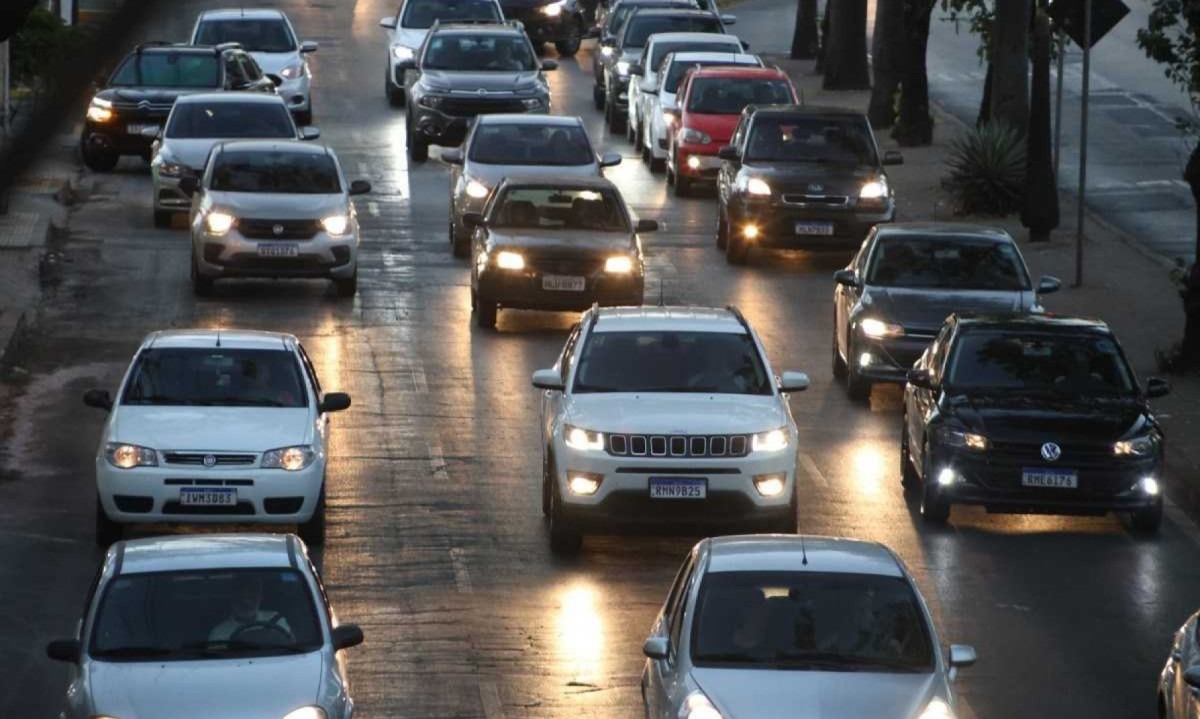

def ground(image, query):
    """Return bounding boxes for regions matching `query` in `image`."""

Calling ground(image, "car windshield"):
[687,76,794,113]
[402,0,501,29]
[691,571,935,672]
[469,124,593,166]
[663,57,754,92]
[422,34,536,71]
[865,236,1030,290]
[110,53,220,88]
[574,331,772,394]
[490,188,629,231]
[625,16,723,48]
[648,40,737,70]
[946,331,1136,396]
[89,569,322,661]
[745,116,876,164]
[211,150,342,193]
[166,102,296,139]
[193,19,296,52]
[121,348,308,407]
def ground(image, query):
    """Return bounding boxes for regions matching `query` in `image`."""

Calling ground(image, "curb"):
[0,310,29,369]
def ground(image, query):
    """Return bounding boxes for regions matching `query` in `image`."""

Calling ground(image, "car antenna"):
[658,277,664,307]
[800,535,808,565]
[215,328,222,348]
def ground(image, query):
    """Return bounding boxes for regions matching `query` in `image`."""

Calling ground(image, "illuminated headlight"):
[262,446,316,471]
[745,177,771,196]
[859,317,905,339]
[279,63,304,80]
[1113,433,1158,457]
[742,224,759,239]
[917,698,955,719]
[465,179,490,199]
[680,691,724,719]
[604,256,633,273]
[104,443,158,469]
[600,46,613,57]
[753,473,786,497]
[391,45,415,61]
[678,127,711,145]
[320,215,350,236]
[156,157,187,178]
[686,155,701,169]
[87,97,114,123]
[1140,476,1161,495]
[567,472,602,495]
[522,96,547,111]
[205,211,235,235]
[616,60,630,76]
[937,468,957,486]
[496,251,525,270]
[541,0,566,16]
[859,177,888,199]
[282,708,328,719]
[564,424,604,451]
[751,428,789,453]
[938,427,989,452]
[418,94,445,109]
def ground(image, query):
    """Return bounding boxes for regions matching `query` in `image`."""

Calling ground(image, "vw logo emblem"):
[807,182,824,193]
[272,224,285,236]
[202,454,217,468]
[1040,442,1061,462]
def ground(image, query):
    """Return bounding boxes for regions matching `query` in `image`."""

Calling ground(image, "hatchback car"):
[83,329,352,545]
[379,0,505,105]
[642,535,976,719]
[902,313,1168,530]
[182,140,370,296]
[46,534,364,719]
[1159,608,1200,719]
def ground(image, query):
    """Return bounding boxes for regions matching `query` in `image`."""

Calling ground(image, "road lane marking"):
[428,442,449,482]
[798,453,828,488]
[450,547,473,594]
[478,681,503,718]
[412,366,428,393]
[367,201,380,217]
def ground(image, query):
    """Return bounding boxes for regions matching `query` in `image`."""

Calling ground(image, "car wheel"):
[190,254,214,297]
[548,482,582,555]
[298,484,327,546]
[725,230,748,265]
[387,68,405,106]
[920,443,950,523]
[1131,503,1163,534]
[900,419,919,489]
[95,495,123,547]
[82,143,119,172]
[606,97,626,134]
[715,206,729,250]
[450,220,470,258]
[334,271,358,298]
[674,174,691,197]
[294,107,313,127]
[831,318,848,379]
[475,296,498,329]
[592,84,605,111]
[542,448,555,517]
[845,337,871,401]
[554,17,584,57]
[153,209,174,229]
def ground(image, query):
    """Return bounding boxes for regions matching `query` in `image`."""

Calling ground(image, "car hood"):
[421,70,543,93]
[490,229,633,255]
[248,52,302,74]
[97,87,215,104]
[741,162,880,195]
[162,137,290,171]
[468,161,599,186]
[393,27,428,49]
[565,393,784,434]
[111,406,313,450]
[694,667,940,719]
[687,112,740,144]
[89,653,323,719]
[947,394,1147,443]
[862,286,1028,335]
[207,191,347,219]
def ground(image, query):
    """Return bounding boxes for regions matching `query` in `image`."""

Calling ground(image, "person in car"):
[209,575,294,642]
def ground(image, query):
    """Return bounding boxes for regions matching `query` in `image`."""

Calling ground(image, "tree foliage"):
[10,8,91,91]
[1138,1,1200,107]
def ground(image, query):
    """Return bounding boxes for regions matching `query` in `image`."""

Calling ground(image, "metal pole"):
[1,41,10,140]
[1074,0,1091,288]
[1053,30,1065,180]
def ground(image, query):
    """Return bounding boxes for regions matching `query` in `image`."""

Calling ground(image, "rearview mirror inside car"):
[636,219,659,233]
[300,126,321,141]
[178,176,199,197]
[83,389,113,411]
[319,392,352,413]
[348,179,371,195]
[882,150,904,166]
[717,145,740,162]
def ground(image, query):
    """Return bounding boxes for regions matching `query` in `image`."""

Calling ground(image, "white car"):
[1159,609,1200,718]
[380,0,505,106]
[83,329,352,546]
[642,535,977,719]
[46,533,364,719]
[532,305,809,554]
[190,9,318,124]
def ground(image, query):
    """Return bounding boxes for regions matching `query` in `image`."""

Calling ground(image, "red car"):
[667,65,798,196]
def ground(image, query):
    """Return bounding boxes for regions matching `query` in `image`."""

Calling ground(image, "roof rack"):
[587,302,600,333]
[725,305,752,334]
[214,41,245,51]
[134,41,173,53]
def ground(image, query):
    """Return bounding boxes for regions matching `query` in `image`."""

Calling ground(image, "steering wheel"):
[229,617,293,643]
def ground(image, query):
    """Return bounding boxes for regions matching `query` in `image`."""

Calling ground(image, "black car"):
[464,176,656,328]
[499,0,590,56]
[81,42,277,172]
[587,0,697,108]
[398,21,556,161]
[716,105,902,264]
[902,313,1168,531]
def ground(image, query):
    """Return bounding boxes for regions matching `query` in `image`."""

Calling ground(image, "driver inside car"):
[208,574,293,642]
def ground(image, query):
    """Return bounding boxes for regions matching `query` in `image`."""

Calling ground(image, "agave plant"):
[943,122,1026,216]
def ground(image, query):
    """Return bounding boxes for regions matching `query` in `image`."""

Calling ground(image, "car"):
[902,313,1169,529]
[669,65,797,194]
[531,305,810,552]
[600,8,731,133]
[641,535,977,719]
[716,105,903,264]
[190,8,319,124]
[466,177,651,327]
[1159,609,1200,719]
[587,0,698,110]
[81,42,276,172]
[182,140,371,296]
[442,114,622,257]
[379,0,504,106]
[149,93,320,228]
[399,21,556,162]
[82,329,354,545]
[45,534,364,719]
[498,0,589,56]
[832,223,1063,400]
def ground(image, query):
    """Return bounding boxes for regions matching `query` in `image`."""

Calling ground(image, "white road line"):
[449,547,473,594]
[412,366,428,393]
[798,453,828,488]
[0,530,80,545]
[478,681,503,719]
[1136,180,1178,188]
[428,442,449,482]
[367,201,380,217]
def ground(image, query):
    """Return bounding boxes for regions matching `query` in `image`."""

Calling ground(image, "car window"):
[668,559,698,659]
[470,124,593,166]
[223,53,246,86]
[194,19,297,52]
[296,344,322,397]
[89,569,323,661]
[624,15,723,48]
[946,331,1136,396]
[121,347,309,408]
[402,0,501,29]
[573,331,772,394]
[166,102,296,139]
[865,236,1030,291]
[663,552,696,630]
[110,53,221,88]
[489,187,630,232]
[690,571,934,672]
[559,324,582,384]
[665,58,752,93]
[423,34,536,71]
[745,116,877,165]
[238,54,263,81]
[687,77,794,114]
[210,150,342,194]
[648,40,738,71]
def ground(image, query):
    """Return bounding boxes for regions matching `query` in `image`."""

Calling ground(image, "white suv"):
[532,305,809,553]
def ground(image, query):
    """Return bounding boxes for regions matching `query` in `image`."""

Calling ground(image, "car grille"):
[526,255,606,275]
[439,96,529,116]
[781,194,849,206]
[606,434,750,458]
[239,219,321,240]
[162,452,257,466]
[987,440,1116,467]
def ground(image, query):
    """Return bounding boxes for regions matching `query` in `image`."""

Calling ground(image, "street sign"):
[1048,0,1130,50]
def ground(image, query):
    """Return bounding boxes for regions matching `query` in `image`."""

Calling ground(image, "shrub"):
[942,122,1026,216]
[10,8,91,92]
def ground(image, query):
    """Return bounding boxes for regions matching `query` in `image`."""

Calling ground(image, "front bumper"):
[477,265,643,311]
[81,120,159,158]
[729,198,894,249]
[278,75,312,114]
[852,333,934,383]
[412,101,548,146]
[675,143,724,179]
[193,228,358,280]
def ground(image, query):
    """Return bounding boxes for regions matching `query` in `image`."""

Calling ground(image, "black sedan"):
[464,176,656,328]
[902,313,1168,531]
[499,0,591,56]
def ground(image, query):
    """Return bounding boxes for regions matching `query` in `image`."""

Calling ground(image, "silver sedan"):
[1160,610,1200,718]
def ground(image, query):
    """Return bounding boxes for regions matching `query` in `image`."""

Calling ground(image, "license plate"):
[180,487,237,506]
[257,243,300,258]
[127,123,159,135]
[795,221,835,236]
[649,477,707,499]
[542,275,585,291]
[1021,468,1078,489]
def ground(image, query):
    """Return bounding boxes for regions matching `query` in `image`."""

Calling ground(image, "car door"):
[644,550,696,718]
[835,233,873,363]
[717,115,747,207]
[909,324,951,475]
[296,342,330,448]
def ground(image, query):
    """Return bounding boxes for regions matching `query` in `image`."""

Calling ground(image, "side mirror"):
[379,16,397,29]
[643,636,669,659]
[178,176,199,197]
[348,179,371,196]
[741,39,751,51]
[599,151,622,168]
[947,644,976,681]
[833,269,860,288]
[636,218,659,233]
[332,624,364,650]
[717,145,740,162]
[319,392,352,413]
[906,367,935,391]
[265,74,284,87]
[46,639,81,663]
[628,63,644,77]
[1145,377,1171,399]
[882,150,904,166]
[1036,275,1061,295]
[541,59,559,71]
[721,14,737,25]
[300,40,319,53]
[299,126,321,141]
[462,212,485,229]
[83,389,113,411]
[140,125,160,139]
[778,371,809,393]
[442,148,464,165]
[396,58,417,71]
[532,368,565,391]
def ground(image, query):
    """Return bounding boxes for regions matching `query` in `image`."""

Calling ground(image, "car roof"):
[218,139,330,155]
[750,104,863,117]
[118,534,297,574]
[649,31,739,43]
[666,51,758,65]
[435,22,522,34]
[630,8,719,18]
[476,114,582,127]
[873,222,1013,242]
[497,175,617,190]
[593,306,746,334]
[175,92,287,105]
[198,8,287,21]
[952,313,1111,332]
[705,535,905,577]
[142,328,297,350]
[134,43,225,55]
[689,65,788,80]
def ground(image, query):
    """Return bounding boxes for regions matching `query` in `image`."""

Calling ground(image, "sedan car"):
[46,534,364,719]
[182,140,370,296]
[379,0,504,106]
[1159,609,1200,719]
[499,0,589,56]
[443,114,620,257]
[587,0,698,109]
[82,329,352,545]
[902,313,1168,530]
[833,223,1061,400]
[642,535,976,719]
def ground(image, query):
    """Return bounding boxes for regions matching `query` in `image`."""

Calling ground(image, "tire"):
[554,17,584,57]
[845,337,871,401]
[334,271,358,298]
[725,231,749,265]
[593,84,605,111]
[920,444,950,523]
[649,155,665,173]
[298,484,327,546]
[1131,503,1163,534]
[715,206,729,250]
[606,96,626,134]
[542,449,554,517]
[95,495,123,547]
[548,482,582,555]
[475,295,497,329]
[831,321,848,380]
[450,220,470,258]
[190,254,214,297]
[153,209,174,228]
[387,68,405,106]
[900,420,919,489]
[82,144,119,172]
[294,107,313,127]
[674,174,691,197]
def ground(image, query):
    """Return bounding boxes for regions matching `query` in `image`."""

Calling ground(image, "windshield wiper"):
[127,395,205,405]
[771,651,924,672]
[183,639,309,655]
[207,397,288,407]
[92,645,174,659]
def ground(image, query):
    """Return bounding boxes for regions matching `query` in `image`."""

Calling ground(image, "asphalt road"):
[3,1,1200,718]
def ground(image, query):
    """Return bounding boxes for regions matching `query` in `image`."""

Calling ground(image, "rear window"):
[402,0,502,29]
[211,150,342,194]
[687,77,794,113]
[648,39,738,71]
[624,15,722,47]
[110,53,220,88]
[469,123,592,166]
[167,102,296,139]
[193,19,296,52]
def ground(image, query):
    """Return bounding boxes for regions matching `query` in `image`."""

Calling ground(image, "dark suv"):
[716,105,902,264]
[81,42,277,172]
[499,0,591,56]
[399,22,556,162]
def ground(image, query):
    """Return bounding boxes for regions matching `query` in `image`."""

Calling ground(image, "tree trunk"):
[1021,8,1058,241]
[892,0,935,145]
[822,0,870,90]
[791,0,820,60]
[1181,146,1200,363]
[867,0,904,128]
[815,6,831,73]
[989,0,1031,133]
[977,63,993,127]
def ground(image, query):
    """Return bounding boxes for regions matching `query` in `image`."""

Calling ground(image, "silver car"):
[150,93,319,227]
[1160,609,1200,718]
[442,114,620,257]
[182,140,370,297]
[642,535,976,719]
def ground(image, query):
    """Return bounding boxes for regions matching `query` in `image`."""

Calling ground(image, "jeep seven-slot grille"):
[606,434,750,458]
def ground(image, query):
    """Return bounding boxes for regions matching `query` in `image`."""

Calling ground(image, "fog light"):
[568,473,601,496]
[743,224,759,239]
[753,473,786,498]
[496,251,525,270]
[686,155,701,170]
[858,351,874,367]
[1140,477,1160,496]
[937,468,956,487]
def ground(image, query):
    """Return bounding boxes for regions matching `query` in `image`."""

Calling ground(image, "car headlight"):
[419,94,445,109]
[261,446,316,471]
[465,179,490,199]
[496,250,525,270]
[751,428,789,453]
[859,317,905,339]
[105,443,158,469]
[392,45,415,61]
[917,698,955,719]
[87,97,114,123]
[600,46,614,57]
[938,427,989,452]
[279,62,305,80]
[678,127,711,145]
[604,256,633,273]
[745,177,771,196]
[1114,433,1159,457]
[205,211,235,235]
[616,60,631,76]
[679,691,723,719]
[541,0,566,16]
[859,177,888,199]
[156,156,187,178]
[282,708,328,719]
[320,214,350,236]
[564,424,604,451]
[522,96,547,111]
